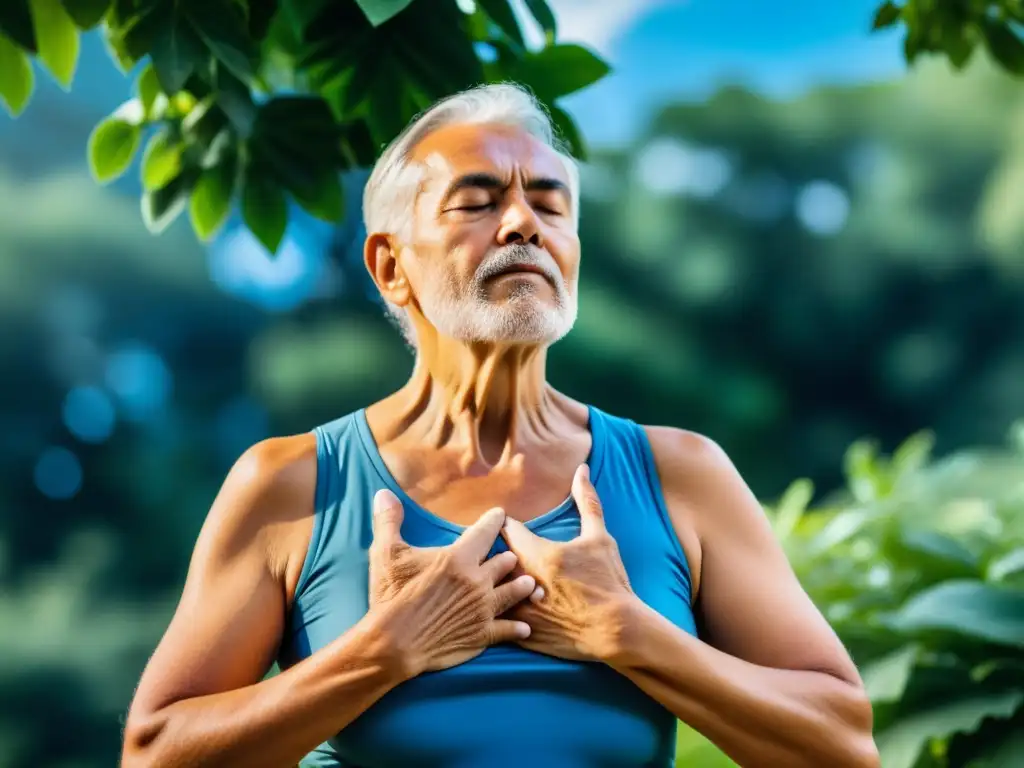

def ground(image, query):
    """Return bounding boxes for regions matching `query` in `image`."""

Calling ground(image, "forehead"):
[410,123,569,185]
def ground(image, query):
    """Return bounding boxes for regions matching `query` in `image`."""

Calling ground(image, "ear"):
[364,233,412,308]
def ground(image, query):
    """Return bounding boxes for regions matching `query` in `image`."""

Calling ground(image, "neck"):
[387,333,562,467]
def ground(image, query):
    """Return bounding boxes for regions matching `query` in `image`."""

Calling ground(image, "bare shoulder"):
[200,433,318,599]
[641,425,753,524]
[641,426,764,597]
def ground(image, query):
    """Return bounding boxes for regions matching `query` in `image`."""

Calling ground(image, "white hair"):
[362,82,581,345]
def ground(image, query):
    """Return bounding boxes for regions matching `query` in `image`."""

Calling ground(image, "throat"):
[400,340,555,467]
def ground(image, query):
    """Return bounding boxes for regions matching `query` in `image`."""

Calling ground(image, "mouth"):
[491,264,547,279]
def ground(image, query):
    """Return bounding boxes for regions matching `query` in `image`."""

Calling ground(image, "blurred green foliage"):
[4,15,1024,768]
[0,0,607,252]
[677,426,1024,767]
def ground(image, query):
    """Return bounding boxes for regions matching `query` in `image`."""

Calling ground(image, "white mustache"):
[475,244,561,285]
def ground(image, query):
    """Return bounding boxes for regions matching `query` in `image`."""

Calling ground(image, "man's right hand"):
[368,489,535,676]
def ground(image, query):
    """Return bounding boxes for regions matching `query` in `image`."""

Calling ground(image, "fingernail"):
[517,622,531,639]
[531,586,546,603]
[374,489,398,511]
[577,464,590,482]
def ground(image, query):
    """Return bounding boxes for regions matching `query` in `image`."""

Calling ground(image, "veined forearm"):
[607,601,878,768]
[122,609,407,768]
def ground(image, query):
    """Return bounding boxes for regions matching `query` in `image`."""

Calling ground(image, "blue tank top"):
[279,405,697,767]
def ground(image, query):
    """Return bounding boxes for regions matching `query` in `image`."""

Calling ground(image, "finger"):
[371,489,405,547]
[493,573,536,614]
[500,515,538,555]
[455,507,506,562]
[572,464,606,538]
[530,585,546,603]
[489,618,531,644]
[483,550,519,584]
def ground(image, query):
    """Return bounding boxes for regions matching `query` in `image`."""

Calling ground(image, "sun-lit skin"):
[362,123,593,514]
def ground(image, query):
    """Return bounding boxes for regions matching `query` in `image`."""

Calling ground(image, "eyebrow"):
[440,172,571,206]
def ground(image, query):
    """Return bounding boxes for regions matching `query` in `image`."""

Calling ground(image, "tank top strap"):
[293,411,375,602]
[587,406,694,601]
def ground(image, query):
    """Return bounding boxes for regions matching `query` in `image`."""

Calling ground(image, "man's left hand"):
[500,464,636,663]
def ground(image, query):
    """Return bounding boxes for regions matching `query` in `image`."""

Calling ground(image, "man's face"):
[398,123,580,346]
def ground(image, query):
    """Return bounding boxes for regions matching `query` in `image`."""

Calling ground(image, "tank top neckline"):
[353,405,608,535]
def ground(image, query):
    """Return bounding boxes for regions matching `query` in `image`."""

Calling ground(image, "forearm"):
[122,609,408,768]
[607,600,878,768]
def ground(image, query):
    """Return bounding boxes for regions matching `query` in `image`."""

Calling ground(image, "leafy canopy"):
[1,0,1023,252]
[0,0,608,253]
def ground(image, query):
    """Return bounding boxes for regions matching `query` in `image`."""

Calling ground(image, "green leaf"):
[772,478,814,542]
[476,0,524,47]
[353,0,414,27]
[988,547,1024,583]
[872,2,902,31]
[885,580,1024,648]
[29,0,80,88]
[889,529,980,578]
[136,62,162,117]
[510,44,610,102]
[213,68,257,137]
[808,508,876,556]
[149,15,206,94]
[861,644,919,704]
[242,168,288,253]
[87,116,141,183]
[60,0,110,30]
[181,97,229,150]
[844,439,884,502]
[891,430,934,482]
[981,19,1024,75]
[523,0,556,41]
[117,1,168,62]
[184,1,256,84]
[0,0,37,52]
[943,24,976,70]
[190,154,237,240]
[140,129,183,190]
[141,170,197,233]
[0,33,34,116]
[291,168,343,223]
[550,102,586,160]
[876,692,1024,768]
[280,0,333,38]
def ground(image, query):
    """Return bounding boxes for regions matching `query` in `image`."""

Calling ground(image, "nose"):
[497,197,543,247]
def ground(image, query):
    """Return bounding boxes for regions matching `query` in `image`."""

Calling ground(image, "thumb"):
[500,515,537,554]
[372,488,405,546]
[572,464,605,538]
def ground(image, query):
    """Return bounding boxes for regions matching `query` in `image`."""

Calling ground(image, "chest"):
[377,444,590,526]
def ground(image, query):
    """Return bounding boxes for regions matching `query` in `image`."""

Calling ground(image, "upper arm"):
[646,426,861,686]
[125,434,317,727]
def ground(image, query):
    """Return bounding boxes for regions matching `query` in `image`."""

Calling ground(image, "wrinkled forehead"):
[408,123,571,194]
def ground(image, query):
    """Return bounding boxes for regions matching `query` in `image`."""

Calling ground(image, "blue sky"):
[547,0,907,145]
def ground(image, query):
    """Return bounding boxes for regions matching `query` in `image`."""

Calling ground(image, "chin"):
[430,301,577,346]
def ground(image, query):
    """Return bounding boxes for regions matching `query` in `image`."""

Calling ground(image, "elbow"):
[120,711,168,768]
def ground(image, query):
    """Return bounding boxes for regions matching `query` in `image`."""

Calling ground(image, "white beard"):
[420,244,578,345]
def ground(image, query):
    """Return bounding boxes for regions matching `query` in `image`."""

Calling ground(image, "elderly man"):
[121,84,878,768]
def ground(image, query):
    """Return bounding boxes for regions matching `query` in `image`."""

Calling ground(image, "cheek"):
[547,231,581,280]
